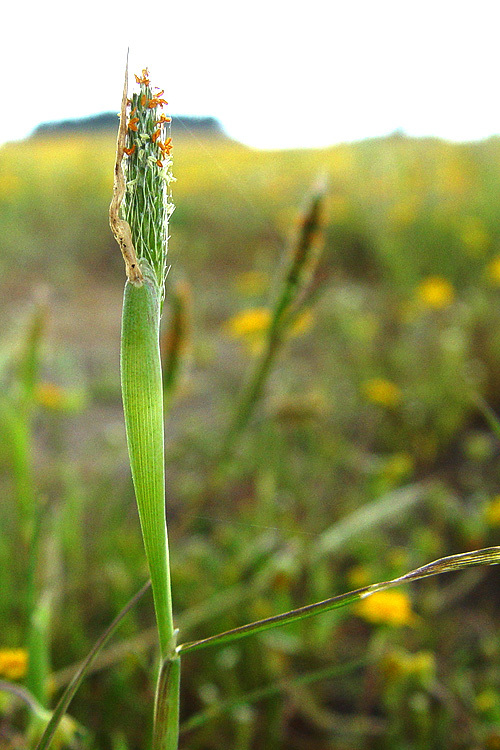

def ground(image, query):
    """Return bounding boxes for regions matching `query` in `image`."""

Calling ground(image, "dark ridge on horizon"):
[25,115,500,152]
[30,112,228,140]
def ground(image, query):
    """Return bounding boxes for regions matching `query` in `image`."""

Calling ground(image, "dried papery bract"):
[109,60,143,285]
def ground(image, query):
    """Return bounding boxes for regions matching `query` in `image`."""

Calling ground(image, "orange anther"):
[134,68,150,85]
[152,128,161,143]
[158,137,173,157]
[123,145,136,156]
[148,97,168,108]
[128,117,139,132]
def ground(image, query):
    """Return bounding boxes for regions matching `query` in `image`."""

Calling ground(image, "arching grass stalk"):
[177,546,500,655]
[109,62,178,748]
[222,177,327,454]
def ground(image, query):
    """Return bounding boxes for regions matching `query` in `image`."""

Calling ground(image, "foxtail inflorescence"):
[124,69,175,294]
[110,64,175,295]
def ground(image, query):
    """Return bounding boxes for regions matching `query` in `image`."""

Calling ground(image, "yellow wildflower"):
[415,276,454,309]
[227,308,271,338]
[487,256,500,286]
[388,197,419,227]
[476,689,498,713]
[35,382,67,410]
[362,378,401,408]
[382,648,435,681]
[485,495,500,526]
[0,648,28,680]
[234,271,269,296]
[290,309,314,336]
[347,565,371,588]
[357,590,416,626]
[34,383,85,412]
[460,216,489,255]
[435,161,467,194]
[380,453,414,486]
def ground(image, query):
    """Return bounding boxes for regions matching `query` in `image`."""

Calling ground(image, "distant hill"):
[31,113,228,139]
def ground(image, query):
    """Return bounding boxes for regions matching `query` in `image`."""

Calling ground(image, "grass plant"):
[3,62,500,750]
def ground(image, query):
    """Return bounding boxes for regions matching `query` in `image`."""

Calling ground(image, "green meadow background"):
[1,123,500,749]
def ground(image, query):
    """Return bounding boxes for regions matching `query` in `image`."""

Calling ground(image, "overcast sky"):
[2,0,500,150]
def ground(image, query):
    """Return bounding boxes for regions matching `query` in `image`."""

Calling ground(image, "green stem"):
[153,655,181,750]
[223,331,280,452]
[121,262,174,659]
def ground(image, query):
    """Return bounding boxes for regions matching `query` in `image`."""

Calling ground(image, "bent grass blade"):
[178,546,500,655]
[34,581,150,750]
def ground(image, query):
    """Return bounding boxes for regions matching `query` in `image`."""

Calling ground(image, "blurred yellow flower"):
[435,161,467,194]
[290,309,314,336]
[34,382,86,413]
[380,453,414,487]
[383,648,435,681]
[487,256,500,286]
[227,307,313,355]
[362,378,401,407]
[485,495,500,526]
[357,590,416,626]
[227,308,271,337]
[476,689,498,713]
[0,648,28,680]
[233,271,269,296]
[386,546,410,570]
[35,382,67,410]
[459,216,489,255]
[388,197,419,227]
[415,276,454,309]
[347,564,371,588]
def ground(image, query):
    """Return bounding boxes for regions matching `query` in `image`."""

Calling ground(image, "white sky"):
[2,0,500,150]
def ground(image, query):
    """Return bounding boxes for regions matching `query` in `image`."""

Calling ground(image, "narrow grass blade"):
[314,481,431,560]
[34,580,150,750]
[178,547,500,655]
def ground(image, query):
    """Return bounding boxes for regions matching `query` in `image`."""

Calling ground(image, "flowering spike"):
[118,65,174,295]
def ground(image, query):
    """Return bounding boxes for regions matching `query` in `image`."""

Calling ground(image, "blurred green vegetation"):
[1,129,500,749]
